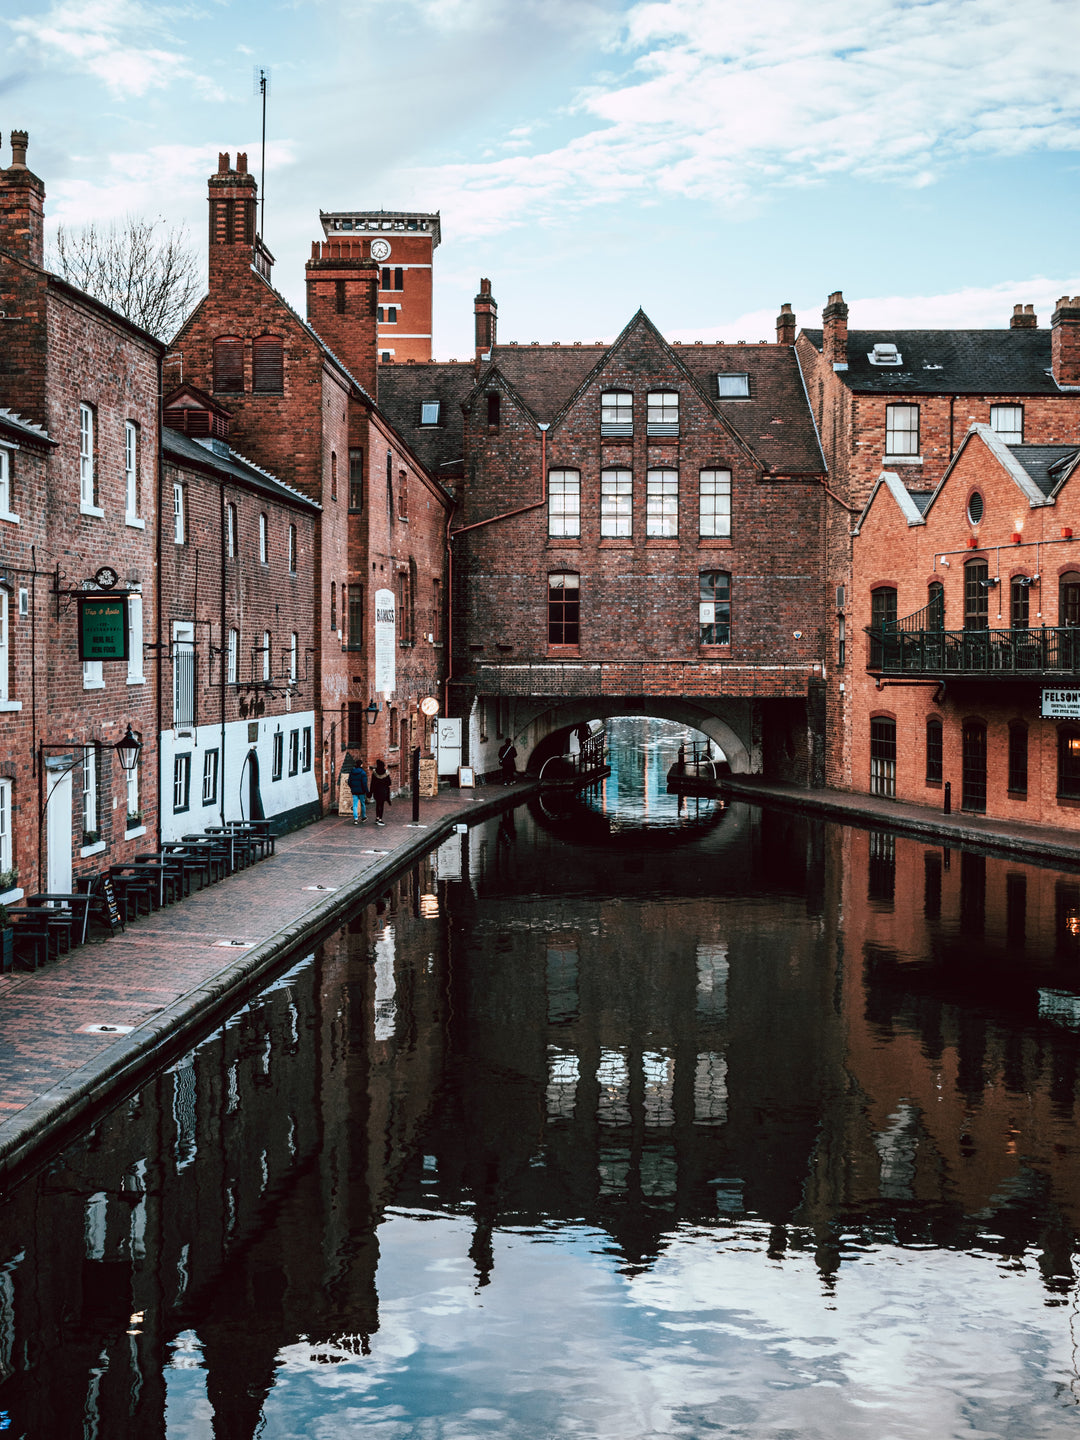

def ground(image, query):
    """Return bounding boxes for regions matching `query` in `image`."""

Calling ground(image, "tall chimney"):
[776,302,795,346]
[474,278,497,368]
[1010,303,1037,329]
[0,130,46,266]
[207,151,264,287]
[305,238,379,397]
[1052,296,1080,387]
[822,290,848,369]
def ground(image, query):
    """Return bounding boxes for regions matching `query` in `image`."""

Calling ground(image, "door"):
[46,765,73,895]
[962,722,987,813]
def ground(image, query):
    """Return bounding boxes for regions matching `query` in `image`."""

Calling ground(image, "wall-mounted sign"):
[374,587,396,694]
[78,595,128,661]
[1042,688,1080,718]
[419,695,440,717]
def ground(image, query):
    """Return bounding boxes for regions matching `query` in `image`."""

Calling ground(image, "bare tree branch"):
[50,215,202,342]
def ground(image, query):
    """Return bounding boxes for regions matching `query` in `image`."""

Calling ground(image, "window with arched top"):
[925,716,942,784]
[252,335,283,393]
[962,720,987,812]
[213,337,243,393]
[870,717,896,797]
[1060,572,1080,626]
[964,560,989,631]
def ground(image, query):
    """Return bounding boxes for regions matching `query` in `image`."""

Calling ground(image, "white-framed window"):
[259,513,268,564]
[991,405,1024,444]
[420,401,440,425]
[647,391,679,435]
[226,503,237,559]
[601,391,633,437]
[126,758,140,826]
[202,748,219,806]
[82,745,98,839]
[646,469,679,537]
[173,483,185,544]
[289,632,298,682]
[79,404,96,509]
[600,469,632,537]
[227,628,238,684]
[124,421,140,520]
[301,726,312,771]
[0,445,15,521]
[699,470,731,537]
[262,630,271,682]
[83,658,104,690]
[885,404,919,456]
[272,731,283,781]
[0,777,11,879]
[717,373,750,398]
[173,753,191,812]
[288,525,297,573]
[548,470,580,538]
[126,592,144,684]
[0,591,7,703]
[288,729,299,776]
[173,622,195,732]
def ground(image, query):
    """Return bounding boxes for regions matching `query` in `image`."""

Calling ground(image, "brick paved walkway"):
[0,784,524,1181]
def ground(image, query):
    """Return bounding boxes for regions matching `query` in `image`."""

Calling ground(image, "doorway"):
[45,763,73,894]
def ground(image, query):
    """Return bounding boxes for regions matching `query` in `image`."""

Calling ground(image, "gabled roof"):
[923,424,1058,519]
[801,326,1064,395]
[162,427,321,512]
[853,471,928,535]
[1009,444,1080,498]
[0,407,53,447]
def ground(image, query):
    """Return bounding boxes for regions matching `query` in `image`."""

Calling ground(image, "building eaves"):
[0,407,54,447]
[47,271,166,354]
[162,426,321,511]
[853,470,928,535]
[1008,443,1080,500]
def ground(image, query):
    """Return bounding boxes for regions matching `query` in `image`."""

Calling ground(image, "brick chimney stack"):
[475,278,497,367]
[0,130,46,266]
[776,302,796,346]
[1052,296,1080,388]
[1010,304,1037,329]
[208,151,271,287]
[305,237,379,397]
[822,291,848,368]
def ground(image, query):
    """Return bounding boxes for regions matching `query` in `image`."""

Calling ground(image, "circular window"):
[968,491,984,524]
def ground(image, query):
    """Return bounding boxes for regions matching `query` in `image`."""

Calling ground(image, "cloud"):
[5,0,225,100]
[407,0,1080,235]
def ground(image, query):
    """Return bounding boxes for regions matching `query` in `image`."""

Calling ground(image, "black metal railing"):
[866,624,1080,676]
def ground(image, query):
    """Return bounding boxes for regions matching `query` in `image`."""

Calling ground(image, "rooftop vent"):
[869,343,902,366]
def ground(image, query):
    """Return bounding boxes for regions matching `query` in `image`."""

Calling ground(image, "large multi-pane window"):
[962,720,987,812]
[1011,577,1030,629]
[1008,723,1028,794]
[548,470,580,538]
[646,469,678,537]
[926,716,943,783]
[964,560,989,630]
[1059,728,1080,799]
[601,391,633,436]
[869,586,897,668]
[699,571,731,644]
[699,470,731,537]
[885,404,919,456]
[125,421,139,520]
[870,718,897,797]
[548,573,579,645]
[647,391,679,435]
[991,405,1023,443]
[600,469,632,537]
[79,404,96,508]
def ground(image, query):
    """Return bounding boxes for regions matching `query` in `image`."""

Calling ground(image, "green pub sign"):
[78,595,128,662]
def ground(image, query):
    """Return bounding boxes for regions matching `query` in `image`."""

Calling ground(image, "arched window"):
[869,586,897,669]
[925,716,942,784]
[252,335,283,393]
[1010,577,1030,629]
[548,573,580,645]
[213,337,243,393]
[962,720,987,812]
[927,580,944,629]
[870,717,896,797]
[1058,727,1080,800]
[1060,571,1080,626]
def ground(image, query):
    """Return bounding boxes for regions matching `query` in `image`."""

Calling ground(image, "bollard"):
[411,745,421,824]
[943,780,951,815]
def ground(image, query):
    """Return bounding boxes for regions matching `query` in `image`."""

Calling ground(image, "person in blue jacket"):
[348,759,370,824]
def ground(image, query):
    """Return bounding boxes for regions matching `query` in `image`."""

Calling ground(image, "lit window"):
[125,422,139,518]
[173,753,191,812]
[991,405,1023,443]
[885,405,919,456]
[202,748,219,806]
[699,571,730,644]
[647,391,679,435]
[79,404,96,509]
[548,470,580,537]
[548,572,580,645]
[699,470,731,537]
[716,373,749,398]
[646,469,678,537]
[421,401,440,425]
[272,731,283,781]
[600,469,632,537]
[173,483,185,544]
[1059,729,1080,800]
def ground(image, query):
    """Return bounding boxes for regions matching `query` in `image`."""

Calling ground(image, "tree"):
[51,215,202,342]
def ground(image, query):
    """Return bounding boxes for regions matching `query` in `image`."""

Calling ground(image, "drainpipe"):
[220,477,227,826]
[155,352,164,847]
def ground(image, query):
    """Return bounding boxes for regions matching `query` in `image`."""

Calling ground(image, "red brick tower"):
[319,210,440,365]
[207,151,273,288]
[304,239,379,397]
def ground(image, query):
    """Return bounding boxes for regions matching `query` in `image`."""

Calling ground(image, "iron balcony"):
[866,625,1080,678]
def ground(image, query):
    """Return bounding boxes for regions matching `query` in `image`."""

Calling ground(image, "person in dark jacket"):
[348,760,369,824]
[370,758,392,825]
[498,738,517,785]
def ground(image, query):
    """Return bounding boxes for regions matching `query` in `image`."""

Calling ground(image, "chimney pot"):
[1011,303,1038,329]
[236,152,248,174]
[218,152,230,174]
[9,130,28,168]
[822,290,848,367]
[776,301,796,345]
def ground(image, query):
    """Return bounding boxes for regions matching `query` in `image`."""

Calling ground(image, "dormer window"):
[717,373,750,398]
[421,401,441,425]
[869,343,903,366]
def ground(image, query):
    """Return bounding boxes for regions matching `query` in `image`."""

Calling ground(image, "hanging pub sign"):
[1042,688,1080,719]
[78,594,128,661]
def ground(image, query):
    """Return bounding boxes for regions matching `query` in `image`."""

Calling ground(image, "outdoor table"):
[202,827,255,873]
[136,853,194,901]
[4,913,49,969]
[6,905,75,960]
[26,892,96,945]
[225,821,275,859]
[160,843,214,891]
[181,837,229,883]
[111,862,178,910]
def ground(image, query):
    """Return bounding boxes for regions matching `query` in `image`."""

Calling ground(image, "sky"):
[3,0,1080,357]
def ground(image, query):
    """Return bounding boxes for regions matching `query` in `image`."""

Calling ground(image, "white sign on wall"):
[436,717,462,776]
[374,588,396,694]
[1042,688,1080,718]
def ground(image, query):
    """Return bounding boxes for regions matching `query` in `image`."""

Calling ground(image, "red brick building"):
[852,423,1080,825]
[320,208,440,365]
[797,292,1080,791]
[380,293,829,781]
[0,131,162,900]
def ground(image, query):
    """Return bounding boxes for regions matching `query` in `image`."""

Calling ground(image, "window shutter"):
[252,336,283,394]
[213,338,244,392]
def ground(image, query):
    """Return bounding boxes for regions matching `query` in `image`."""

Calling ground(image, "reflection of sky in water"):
[585,717,722,831]
[244,1213,1077,1439]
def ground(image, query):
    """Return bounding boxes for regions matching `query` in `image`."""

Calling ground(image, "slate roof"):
[163,427,321,511]
[377,334,825,478]
[1009,444,1080,498]
[908,490,934,515]
[0,407,53,446]
[801,327,1067,395]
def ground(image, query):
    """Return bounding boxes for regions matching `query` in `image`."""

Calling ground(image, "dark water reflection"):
[3,754,1080,1433]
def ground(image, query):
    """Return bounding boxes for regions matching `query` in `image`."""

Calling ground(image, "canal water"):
[2,718,1080,1437]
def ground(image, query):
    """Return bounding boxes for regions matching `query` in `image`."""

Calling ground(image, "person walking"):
[498,737,518,785]
[348,759,370,824]
[370,758,392,826]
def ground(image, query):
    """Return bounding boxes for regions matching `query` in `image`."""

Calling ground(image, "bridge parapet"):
[475,660,821,699]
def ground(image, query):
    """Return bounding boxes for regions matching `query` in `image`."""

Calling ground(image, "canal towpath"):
[0,781,531,1185]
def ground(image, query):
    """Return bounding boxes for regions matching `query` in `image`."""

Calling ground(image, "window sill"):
[883,455,923,465]
[925,779,942,789]
[124,825,147,839]
[0,700,22,712]
[645,536,679,547]
[127,675,145,685]
[698,536,732,548]
[547,536,581,547]
[699,644,732,653]
[125,513,146,529]
[547,646,581,656]
[0,510,20,525]
[0,887,23,905]
[80,503,106,518]
[599,536,633,548]
[1006,789,1028,800]
[80,840,107,858]
[83,680,105,691]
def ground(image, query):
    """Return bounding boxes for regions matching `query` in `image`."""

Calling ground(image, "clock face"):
[94,566,119,590]
[370,238,391,262]
[419,696,440,717]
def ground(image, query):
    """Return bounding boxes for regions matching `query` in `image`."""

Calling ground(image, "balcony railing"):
[866,624,1080,677]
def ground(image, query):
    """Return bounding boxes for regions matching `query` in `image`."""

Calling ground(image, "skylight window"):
[421,401,440,425]
[868,343,902,366]
[717,373,750,398]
